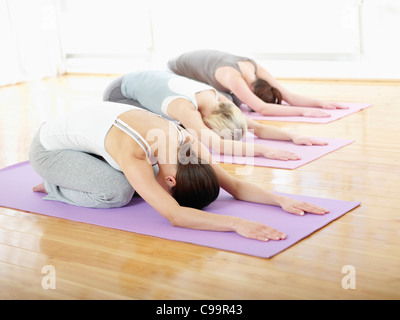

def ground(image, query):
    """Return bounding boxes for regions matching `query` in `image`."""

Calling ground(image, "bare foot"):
[33,183,47,194]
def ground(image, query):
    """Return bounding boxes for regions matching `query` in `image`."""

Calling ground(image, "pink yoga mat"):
[0,162,360,258]
[242,102,372,123]
[212,134,354,169]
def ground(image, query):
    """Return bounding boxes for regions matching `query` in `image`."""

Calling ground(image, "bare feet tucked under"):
[33,183,47,194]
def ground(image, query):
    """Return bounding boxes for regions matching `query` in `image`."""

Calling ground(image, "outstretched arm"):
[214,66,328,117]
[214,162,329,216]
[246,117,328,146]
[226,73,329,116]
[119,155,238,231]
[255,64,347,110]
[168,101,301,160]
[119,152,286,241]
[193,138,330,217]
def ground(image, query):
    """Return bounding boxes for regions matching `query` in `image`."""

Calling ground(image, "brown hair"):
[171,144,220,209]
[252,78,282,105]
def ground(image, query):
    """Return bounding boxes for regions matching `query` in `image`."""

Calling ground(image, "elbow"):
[258,107,275,116]
[259,109,271,116]
[224,178,241,200]
[249,104,273,116]
[283,93,296,106]
[166,211,186,228]
[163,210,179,227]
[159,205,182,227]
[168,215,180,227]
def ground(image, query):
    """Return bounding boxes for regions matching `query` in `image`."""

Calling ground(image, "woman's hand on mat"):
[291,135,328,146]
[302,108,331,118]
[235,219,286,242]
[261,146,301,161]
[320,102,349,110]
[278,197,330,216]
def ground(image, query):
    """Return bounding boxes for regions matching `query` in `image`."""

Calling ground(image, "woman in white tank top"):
[29,101,329,242]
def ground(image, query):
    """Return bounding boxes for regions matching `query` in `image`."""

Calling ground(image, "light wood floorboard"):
[0,75,399,299]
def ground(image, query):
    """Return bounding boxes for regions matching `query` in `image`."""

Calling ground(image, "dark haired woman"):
[29,101,328,242]
[168,49,347,117]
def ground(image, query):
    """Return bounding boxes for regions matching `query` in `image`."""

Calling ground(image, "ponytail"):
[252,78,282,105]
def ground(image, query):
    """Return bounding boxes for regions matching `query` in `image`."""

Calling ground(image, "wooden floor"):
[0,75,399,300]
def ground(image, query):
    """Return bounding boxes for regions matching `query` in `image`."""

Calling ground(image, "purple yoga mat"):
[211,134,354,169]
[0,162,360,258]
[242,102,372,123]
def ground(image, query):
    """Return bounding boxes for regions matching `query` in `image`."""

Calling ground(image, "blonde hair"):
[203,102,248,140]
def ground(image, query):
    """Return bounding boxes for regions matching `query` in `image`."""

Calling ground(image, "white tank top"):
[39,101,181,171]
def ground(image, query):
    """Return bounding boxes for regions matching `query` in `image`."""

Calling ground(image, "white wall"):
[61,0,400,79]
[0,0,65,86]
[261,0,400,79]
[2,0,399,84]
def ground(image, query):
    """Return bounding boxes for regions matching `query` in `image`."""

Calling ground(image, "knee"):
[114,184,135,207]
[101,180,135,208]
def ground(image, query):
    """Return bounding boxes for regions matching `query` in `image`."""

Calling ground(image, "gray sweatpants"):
[29,129,135,208]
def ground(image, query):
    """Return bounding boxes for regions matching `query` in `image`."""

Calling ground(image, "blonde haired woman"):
[104,70,326,161]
